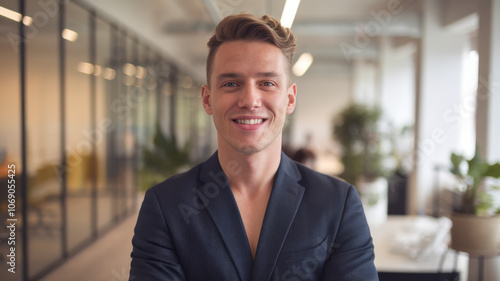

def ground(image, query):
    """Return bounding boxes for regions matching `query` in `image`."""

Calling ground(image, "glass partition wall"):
[0,0,23,280]
[24,0,63,278]
[0,0,212,280]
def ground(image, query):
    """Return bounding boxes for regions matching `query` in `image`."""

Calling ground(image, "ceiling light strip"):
[293,52,313,77]
[280,0,301,28]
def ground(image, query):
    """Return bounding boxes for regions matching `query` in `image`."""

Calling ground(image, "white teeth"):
[235,119,263,125]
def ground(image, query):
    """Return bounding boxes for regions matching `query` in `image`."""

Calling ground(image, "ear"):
[286,83,297,114]
[201,84,213,115]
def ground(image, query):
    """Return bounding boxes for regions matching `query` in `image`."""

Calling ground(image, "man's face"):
[202,40,296,155]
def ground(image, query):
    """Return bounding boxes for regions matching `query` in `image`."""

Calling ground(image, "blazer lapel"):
[200,152,253,281]
[252,153,305,281]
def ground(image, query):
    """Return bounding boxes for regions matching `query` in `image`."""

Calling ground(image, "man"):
[130,13,378,281]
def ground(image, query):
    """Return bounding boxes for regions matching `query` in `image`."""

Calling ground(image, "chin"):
[230,142,266,155]
[234,146,261,155]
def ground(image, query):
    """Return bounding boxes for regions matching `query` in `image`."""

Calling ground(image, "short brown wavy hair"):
[206,13,296,86]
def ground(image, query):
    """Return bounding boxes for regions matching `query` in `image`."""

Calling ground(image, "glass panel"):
[138,53,164,192]
[25,0,63,277]
[106,27,122,222]
[135,44,148,155]
[115,30,127,218]
[157,59,172,138]
[169,73,199,172]
[136,45,151,194]
[95,17,113,232]
[0,0,23,279]
[187,87,200,162]
[146,53,160,151]
[195,89,212,161]
[65,1,92,251]
[176,73,195,156]
[142,53,156,150]
[124,36,136,214]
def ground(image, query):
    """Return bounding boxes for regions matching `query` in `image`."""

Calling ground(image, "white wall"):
[413,0,469,214]
[352,59,378,106]
[291,74,351,148]
[289,72,351,176]
[379,37,415,130]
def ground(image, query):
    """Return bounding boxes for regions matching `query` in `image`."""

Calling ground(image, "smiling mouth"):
[233,119,265,125]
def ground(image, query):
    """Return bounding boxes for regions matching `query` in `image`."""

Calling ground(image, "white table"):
[371,215,468,280]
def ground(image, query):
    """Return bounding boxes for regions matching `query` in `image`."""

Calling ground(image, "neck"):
[218,140,282,196]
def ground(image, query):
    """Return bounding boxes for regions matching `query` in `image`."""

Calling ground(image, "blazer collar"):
[199,151,305,281]
[199,152,253,281]
[252,152,304,281]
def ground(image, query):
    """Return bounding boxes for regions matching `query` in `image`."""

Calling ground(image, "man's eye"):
[223,82,238,87]
[262,82,275,86]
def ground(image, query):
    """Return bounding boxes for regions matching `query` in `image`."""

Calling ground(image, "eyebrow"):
[256,72,280,77]
[216,72,281,81]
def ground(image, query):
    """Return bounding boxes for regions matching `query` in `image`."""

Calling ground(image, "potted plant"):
[139,124,190,192]
[333,104,388,227]
[449,146,500,255]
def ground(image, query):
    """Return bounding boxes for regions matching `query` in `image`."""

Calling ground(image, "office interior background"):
[0,0,499,280]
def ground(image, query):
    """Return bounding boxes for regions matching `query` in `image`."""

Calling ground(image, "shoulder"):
[295,162,354,194]
[292,162,361,214]
[144,151,225,208]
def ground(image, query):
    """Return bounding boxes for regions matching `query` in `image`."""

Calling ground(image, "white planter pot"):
[450,213,500,256]
[450,214,500,281]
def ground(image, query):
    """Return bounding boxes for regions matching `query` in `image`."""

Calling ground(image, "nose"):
[238,84,261,109]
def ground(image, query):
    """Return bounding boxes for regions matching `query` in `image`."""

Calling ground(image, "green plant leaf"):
[466,146,489,187]
[450,145,500,214]
[485,162,500,178]
[476,192,495,215]
[141,123,190,190]
[450,153,465,176]
[333,103,386,184]
[451,153,464,168]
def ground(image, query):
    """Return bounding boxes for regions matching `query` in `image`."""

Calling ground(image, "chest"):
[233,192,271,258]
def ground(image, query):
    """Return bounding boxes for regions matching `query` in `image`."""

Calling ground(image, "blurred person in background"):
[292,147,316,169]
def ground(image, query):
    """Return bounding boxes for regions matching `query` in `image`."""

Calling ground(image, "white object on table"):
[371,215,468,281]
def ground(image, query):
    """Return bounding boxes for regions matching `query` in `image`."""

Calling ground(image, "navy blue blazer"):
[130,151,378,281]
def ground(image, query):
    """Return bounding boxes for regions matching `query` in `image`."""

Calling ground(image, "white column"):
[413,0,468,214]
[471,0,500,280]
[476,0,500,162]
[489,0,500,163]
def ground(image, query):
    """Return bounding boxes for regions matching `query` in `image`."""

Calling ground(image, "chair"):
[378,271,459,281]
